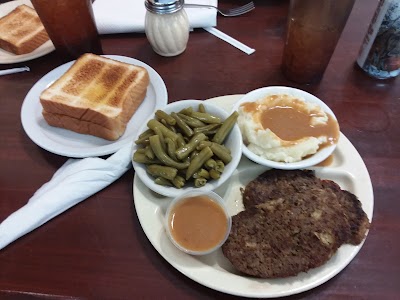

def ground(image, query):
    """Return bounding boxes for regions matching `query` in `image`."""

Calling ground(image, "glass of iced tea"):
[31,0,103,61]
[282,0,355,84]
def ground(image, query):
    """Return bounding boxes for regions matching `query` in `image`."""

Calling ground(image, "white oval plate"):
[133,95,374,298]
[0,0,55,64]
[21,55,168,157]
[232,86,338,170]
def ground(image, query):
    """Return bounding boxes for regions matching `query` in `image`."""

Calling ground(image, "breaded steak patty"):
[222,169,369,278]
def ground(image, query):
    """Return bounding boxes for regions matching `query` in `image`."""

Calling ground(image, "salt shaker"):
[144,0,190,57]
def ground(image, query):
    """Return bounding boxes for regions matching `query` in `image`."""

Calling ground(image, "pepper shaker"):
[144,0,190,57]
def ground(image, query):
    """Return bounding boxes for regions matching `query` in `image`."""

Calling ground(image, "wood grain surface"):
[0,0,399,299]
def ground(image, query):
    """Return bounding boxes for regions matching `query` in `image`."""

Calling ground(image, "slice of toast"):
[42,111,123,141]
[0,4,49,55]
[40,53,150,140]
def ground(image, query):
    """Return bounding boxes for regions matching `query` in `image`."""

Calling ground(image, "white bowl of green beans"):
[132,100,242,198]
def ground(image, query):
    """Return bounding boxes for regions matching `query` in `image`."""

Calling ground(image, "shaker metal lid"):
[145,0,184,14]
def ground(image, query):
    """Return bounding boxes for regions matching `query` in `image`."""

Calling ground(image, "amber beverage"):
[31,0,103,61]
[282,0,355,84]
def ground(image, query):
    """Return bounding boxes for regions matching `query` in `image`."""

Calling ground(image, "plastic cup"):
[282,0,355,84]
[31,0,103,61]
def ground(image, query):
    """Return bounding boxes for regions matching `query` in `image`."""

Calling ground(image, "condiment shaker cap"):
[145,0,184,14]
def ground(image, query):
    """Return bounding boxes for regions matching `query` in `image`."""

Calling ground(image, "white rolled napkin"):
[93,0,218,34]
[0,144,132,250]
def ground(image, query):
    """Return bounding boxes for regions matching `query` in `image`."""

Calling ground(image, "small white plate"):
[232,86,338,170]
[133,95,374,298]
[21,55,168,157]
[0,0,55,64]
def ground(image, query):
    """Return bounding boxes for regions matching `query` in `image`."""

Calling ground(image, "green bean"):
[212,111,238,144]
[194,177,207,188]
[176,133,207,161]
[171,112,194,137]
[147,164,178,181]
[190,150,199,160]
[190,111,221,124]
[193,168,210,179]
[209,169,221,180]
[139,129,154,139]
[207,129,219,136]
[149,135,190,170]
[172,176,185,189]
[135,139,150,146]
[198,141,232,164]
[204,158,217,170]
[215,160,225,173]
[132,152,160,164]
[176,133,186,148]
[135,130,153,145]
[153,126,166,152]
[154,177,173,186]
[145,146,155,159]
[193,123,221,135]
[165,137,177,161]
[147,119,178,142]
[210,143,232,164]
[168,123,177,133]
[179,107,194,115]
[198,103,206,113]
[198,141,231,154]
[155,110,176,125]
[177,113,206,128]
[160,119,176,133]
[186,146,213,180]
[136,148,147,154]
[160,119,177,133]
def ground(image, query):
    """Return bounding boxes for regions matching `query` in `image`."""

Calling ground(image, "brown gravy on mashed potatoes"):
[241,97,339,148]
[238,94,340,162]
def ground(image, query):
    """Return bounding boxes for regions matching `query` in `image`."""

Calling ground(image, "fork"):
[184,2,255,17]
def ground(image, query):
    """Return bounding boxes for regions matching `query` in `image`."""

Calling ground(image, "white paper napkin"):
[0,144,132,250]
[93,0,218,34]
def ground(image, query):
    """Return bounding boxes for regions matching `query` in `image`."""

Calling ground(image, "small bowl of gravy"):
[165,190,232,255]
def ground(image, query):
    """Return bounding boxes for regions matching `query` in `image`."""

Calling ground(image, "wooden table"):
[0,0,399,299]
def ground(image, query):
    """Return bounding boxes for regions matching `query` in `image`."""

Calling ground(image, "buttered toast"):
[40,53,150,140]
[0,4,49,55]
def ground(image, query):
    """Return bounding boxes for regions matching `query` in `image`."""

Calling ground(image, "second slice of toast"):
[0,4,49,55]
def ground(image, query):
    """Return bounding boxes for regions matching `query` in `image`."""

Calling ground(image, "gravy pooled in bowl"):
[238,94,339,163]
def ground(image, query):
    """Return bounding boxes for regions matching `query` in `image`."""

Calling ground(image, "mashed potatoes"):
[237,94,338,163]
